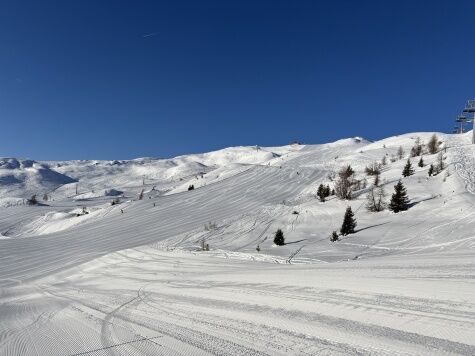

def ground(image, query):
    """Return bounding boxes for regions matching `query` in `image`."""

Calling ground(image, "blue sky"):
[1,0,475,160]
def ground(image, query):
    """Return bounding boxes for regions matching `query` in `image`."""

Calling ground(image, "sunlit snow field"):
[1,132,474,355]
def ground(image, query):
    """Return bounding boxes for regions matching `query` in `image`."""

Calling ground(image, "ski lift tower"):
[460,99,475,144]
[455,114,468,134]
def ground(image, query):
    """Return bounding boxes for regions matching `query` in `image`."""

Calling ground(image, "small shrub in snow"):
[366,186,387,212]
[330,231,339,242]
[365,162,381,176]
[410,137,423,157]
[111,198,120,205]
[204,221,217,231]
[27,194,37,205]
[200,237,209,251]
[418,156,424,167]
[437,152,445,171]
[428,164,434,177]
[327,171,336,181]
[188,184,195,191]
[274,229,285,246]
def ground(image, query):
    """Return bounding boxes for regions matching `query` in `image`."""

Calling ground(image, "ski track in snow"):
[1,132,475,355]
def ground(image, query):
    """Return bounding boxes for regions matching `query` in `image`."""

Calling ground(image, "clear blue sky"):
[1,0,475,160]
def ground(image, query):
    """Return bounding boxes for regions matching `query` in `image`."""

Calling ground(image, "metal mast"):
[458,99,475,144]
[455,115,467,134]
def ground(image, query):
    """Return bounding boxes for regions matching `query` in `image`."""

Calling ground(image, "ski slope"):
[0,132,474,355]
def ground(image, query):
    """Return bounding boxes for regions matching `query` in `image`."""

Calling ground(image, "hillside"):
[0,131,474,355]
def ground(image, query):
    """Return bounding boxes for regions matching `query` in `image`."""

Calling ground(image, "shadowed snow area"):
[0,132,474,355]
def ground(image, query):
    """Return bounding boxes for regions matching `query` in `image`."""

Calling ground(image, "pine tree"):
[374,173,380,187]
[274,229,285,246]
[397,146,405,159]
[340,207,357,236]
[330,231,339,242]
[389,180,410,213]
[418,156,424,167]
[317,184,326,202]
[428,134,439,154]
[428,164,434,176]
[402,159,414,177]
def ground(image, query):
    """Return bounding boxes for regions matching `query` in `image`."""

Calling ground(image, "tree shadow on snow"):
[285,239,307,245]
[407,195,439,209]
[355,222,389,233]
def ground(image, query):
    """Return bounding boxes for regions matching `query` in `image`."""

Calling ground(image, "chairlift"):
[463,100,475,113]
[458,99,475,143]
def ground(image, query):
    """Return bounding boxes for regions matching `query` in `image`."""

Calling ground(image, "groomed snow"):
[0,132,474,355]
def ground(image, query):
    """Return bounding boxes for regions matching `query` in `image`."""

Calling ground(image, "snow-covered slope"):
[0,146,291,200]
[0,158,76,202]
[0,132,474,355]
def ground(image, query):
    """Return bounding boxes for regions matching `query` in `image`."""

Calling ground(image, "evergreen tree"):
[428,164,434,176]
[317,184,326,202]
[188,184,195,191]
[325,185,331,197]
[389,180,410,213]
[402,159,414,177]
[340,207,357,236]
[374,173,380,187]
[274,229,285,246]
[418,156,424,167]
[397,146,405,159]
[330,231,339,242]
[428,134,439,154]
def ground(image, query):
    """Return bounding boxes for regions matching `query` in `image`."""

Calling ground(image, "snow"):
[0,131,474,355]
